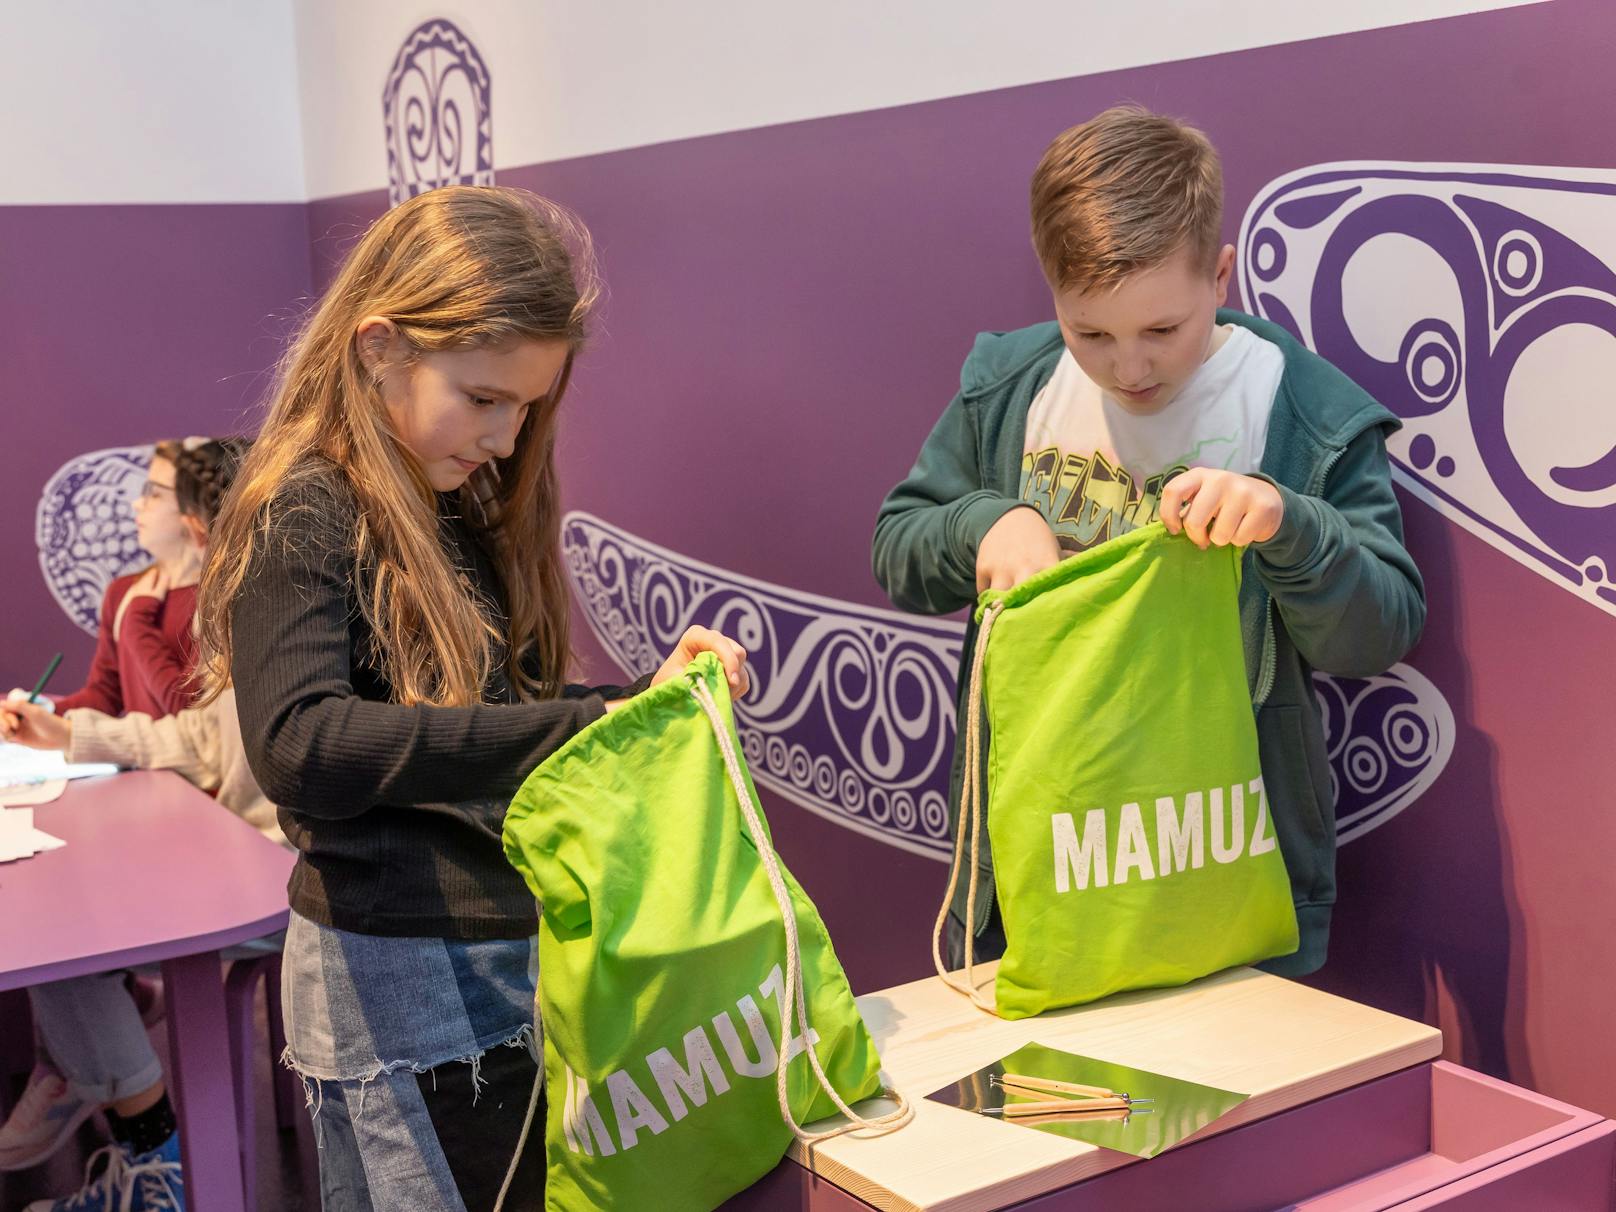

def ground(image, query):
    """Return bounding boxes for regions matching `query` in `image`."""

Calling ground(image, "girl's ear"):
[355,316,403,375]
[180,513,209,550]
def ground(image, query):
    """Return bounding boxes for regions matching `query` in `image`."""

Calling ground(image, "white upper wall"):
[293,0,1544,201]
[1,0,306,204]
[0,0,1545,205]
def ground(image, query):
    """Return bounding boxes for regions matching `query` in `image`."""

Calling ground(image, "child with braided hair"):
[3,440,270,840]
[0,437,262,1211]
[9,438,248,719]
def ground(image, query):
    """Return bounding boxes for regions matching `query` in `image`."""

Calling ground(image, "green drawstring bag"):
[502,653,911,1212]
[934,523,1299,1020]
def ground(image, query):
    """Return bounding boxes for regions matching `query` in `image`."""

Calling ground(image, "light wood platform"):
[786,963,1443,1212]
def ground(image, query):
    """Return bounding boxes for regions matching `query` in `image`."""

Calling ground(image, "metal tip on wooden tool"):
[979,1104,1156,1118]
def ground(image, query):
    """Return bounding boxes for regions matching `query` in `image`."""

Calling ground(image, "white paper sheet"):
[0,807,68,862]
[0,741,119,790]
[0,779,67,807]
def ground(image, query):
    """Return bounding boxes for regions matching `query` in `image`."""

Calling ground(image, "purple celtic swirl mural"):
[1238,164,1616,618]
[1314,663,1454,845]
[383,18,493,209]
[564,514,1453,857]
[564,513,963,860]
[35,446,153,634]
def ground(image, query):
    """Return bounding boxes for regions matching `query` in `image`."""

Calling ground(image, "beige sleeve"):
[65,706,223,793]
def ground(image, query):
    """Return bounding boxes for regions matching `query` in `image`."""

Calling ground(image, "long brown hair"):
[196,186,599,706]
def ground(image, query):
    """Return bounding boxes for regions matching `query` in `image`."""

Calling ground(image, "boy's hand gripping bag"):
[502,653,911,1212]
[934,523,1300,1020]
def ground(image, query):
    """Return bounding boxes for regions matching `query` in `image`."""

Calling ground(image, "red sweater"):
[55,574,200,719]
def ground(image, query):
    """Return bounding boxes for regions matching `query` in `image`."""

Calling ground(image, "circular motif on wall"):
[383,19,494,208]
[35,446,153,633]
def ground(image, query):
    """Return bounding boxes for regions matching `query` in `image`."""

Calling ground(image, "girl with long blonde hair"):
[197,186,747,1210]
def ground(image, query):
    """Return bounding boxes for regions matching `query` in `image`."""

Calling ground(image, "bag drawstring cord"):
[690,674,914,1144]
[932,600,1005,1015]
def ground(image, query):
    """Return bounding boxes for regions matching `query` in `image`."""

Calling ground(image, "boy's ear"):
[355,316,402,375]
[1213,244,1236,307]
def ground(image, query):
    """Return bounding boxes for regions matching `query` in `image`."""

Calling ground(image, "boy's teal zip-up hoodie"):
[872,309,1425,976]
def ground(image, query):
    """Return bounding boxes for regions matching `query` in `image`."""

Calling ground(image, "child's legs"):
[28,973,163,1105]
[299,1077,379,1212]
[301,1044,544,1212]
[413,1038,545,1211]
[280,912,544,1210]
[303,1050,541,1212]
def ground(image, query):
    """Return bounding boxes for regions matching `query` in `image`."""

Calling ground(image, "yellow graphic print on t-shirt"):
[1019,446,1190,555]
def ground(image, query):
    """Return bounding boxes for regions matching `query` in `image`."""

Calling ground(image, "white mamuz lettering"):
[1052,777,1276,893]
[560,963,821,1157]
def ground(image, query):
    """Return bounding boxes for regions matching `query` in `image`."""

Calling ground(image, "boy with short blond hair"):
[873,105,1424,975]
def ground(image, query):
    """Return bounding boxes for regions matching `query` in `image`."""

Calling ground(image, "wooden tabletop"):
[788,963,1442,1212]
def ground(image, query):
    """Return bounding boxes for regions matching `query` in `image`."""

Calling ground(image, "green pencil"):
[27,652,63,704]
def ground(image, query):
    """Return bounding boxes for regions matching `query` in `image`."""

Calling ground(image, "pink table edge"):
[1,770,294,1212]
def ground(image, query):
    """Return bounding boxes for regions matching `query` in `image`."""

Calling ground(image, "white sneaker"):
[0,1064,96,1171]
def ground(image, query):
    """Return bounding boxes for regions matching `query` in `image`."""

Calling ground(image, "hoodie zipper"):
[1254,442,1349,706]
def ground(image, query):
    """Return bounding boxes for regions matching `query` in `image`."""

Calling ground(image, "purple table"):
[0,770,294,1212]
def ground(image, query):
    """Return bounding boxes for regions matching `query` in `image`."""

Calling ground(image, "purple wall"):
[464,0,1605,1115]
[23,0,1612,1121]
[6,204,312,686]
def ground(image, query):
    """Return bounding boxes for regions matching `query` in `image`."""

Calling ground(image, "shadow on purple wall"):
[1307,505,1524,1087]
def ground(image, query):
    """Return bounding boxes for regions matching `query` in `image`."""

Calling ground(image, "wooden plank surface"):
[786,964,1442,1212]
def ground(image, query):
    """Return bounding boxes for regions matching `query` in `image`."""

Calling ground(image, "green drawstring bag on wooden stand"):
[935,523,1299,1020]
[502,652,911,1211]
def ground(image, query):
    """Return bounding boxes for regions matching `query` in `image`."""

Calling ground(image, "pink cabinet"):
[730,1063,1614,1210]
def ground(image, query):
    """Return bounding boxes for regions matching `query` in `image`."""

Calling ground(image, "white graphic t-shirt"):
[1020,325,1285,554]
